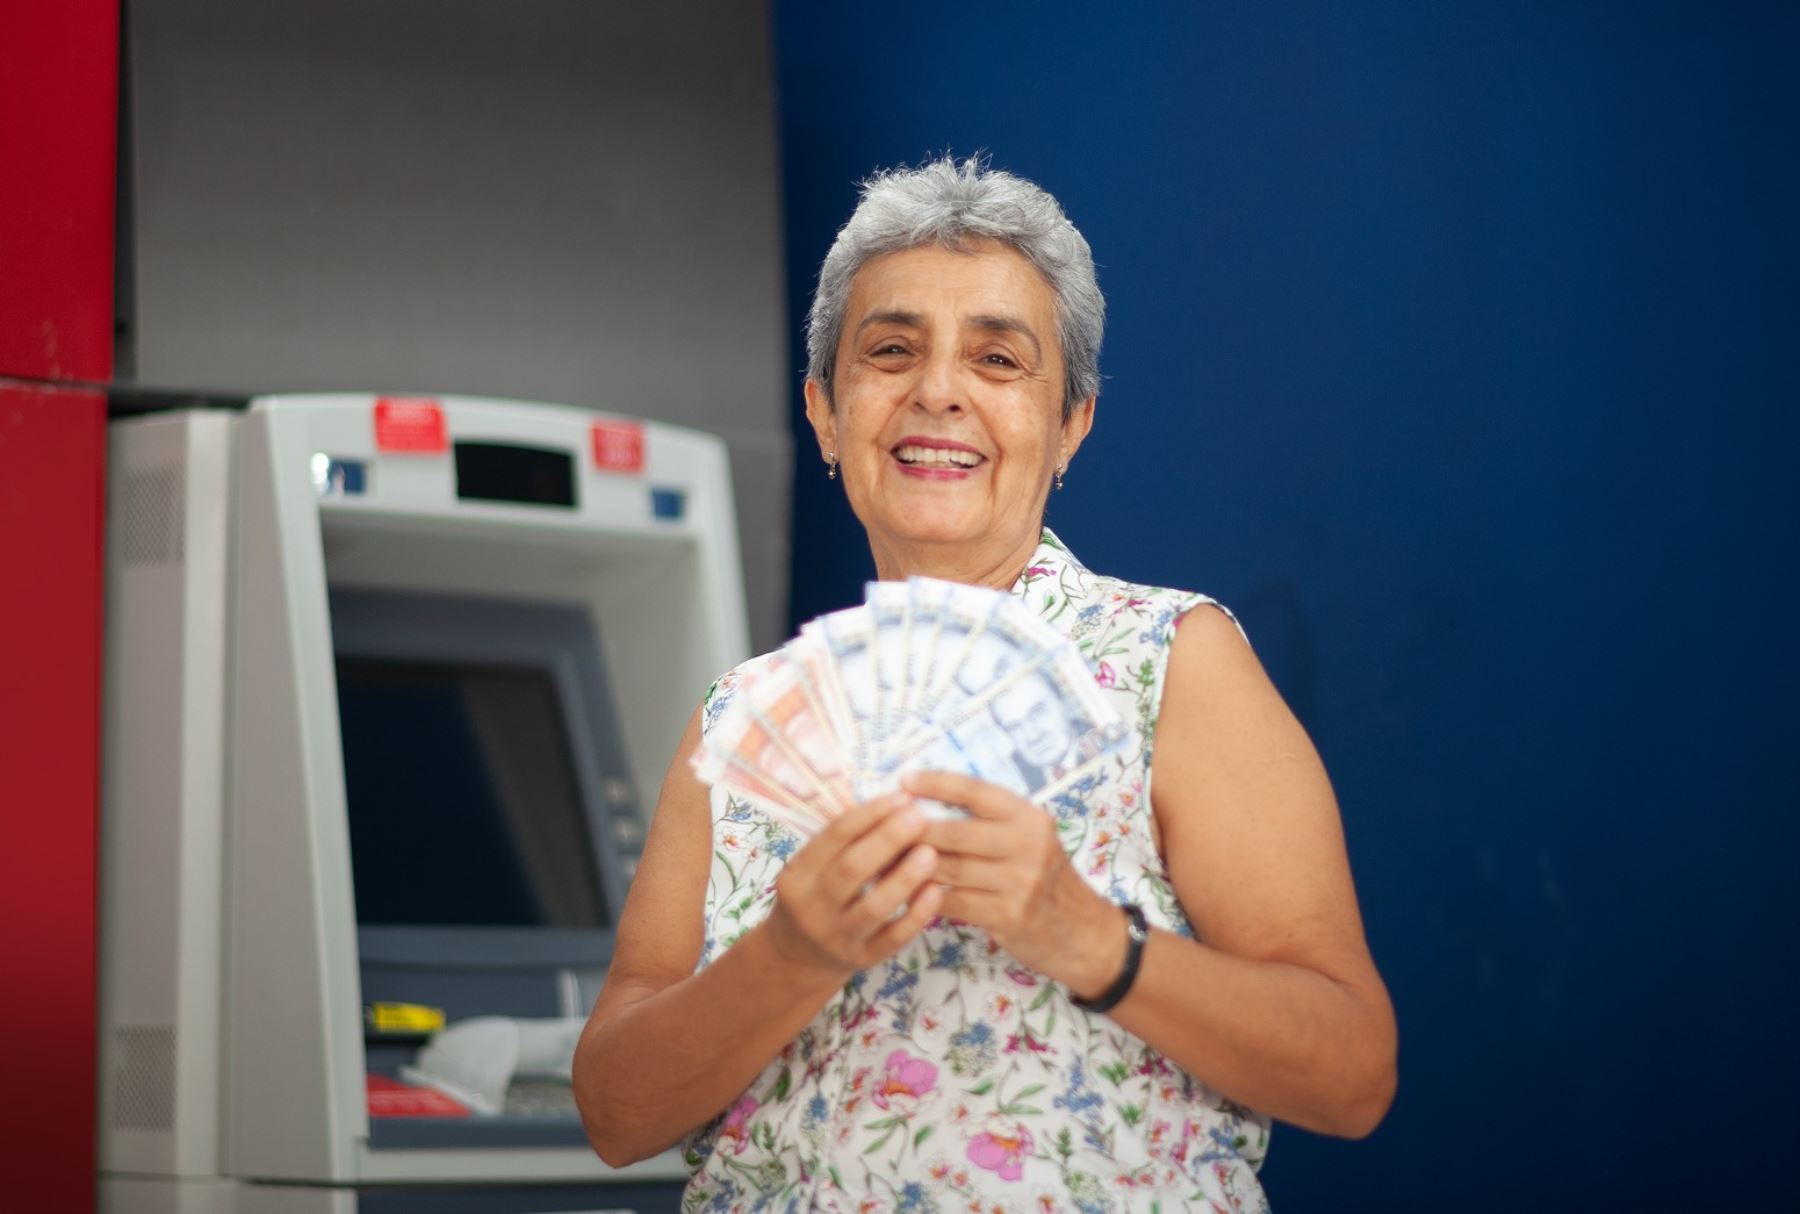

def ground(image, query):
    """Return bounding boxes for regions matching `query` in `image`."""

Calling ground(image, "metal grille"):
[111,1025,176,1131]
[116,466,186,565]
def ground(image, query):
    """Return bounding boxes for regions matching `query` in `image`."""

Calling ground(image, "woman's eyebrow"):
[966,314,1042,359]
[854,309,926,336]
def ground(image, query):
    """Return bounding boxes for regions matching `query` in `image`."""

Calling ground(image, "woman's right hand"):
[761,793,944,978]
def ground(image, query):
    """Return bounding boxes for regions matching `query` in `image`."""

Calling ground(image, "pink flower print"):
[718,1096,757,1154]
[1005,966,1038,987]
[1094,661,1117,688]
[967,1118,1034,1181]
[872,1049,938,1111]
[1027,565,1051,578]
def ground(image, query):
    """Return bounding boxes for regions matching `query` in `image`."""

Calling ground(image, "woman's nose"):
[912,351,965,415]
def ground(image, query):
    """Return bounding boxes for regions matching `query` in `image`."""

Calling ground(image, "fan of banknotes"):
[692,578,1129,836]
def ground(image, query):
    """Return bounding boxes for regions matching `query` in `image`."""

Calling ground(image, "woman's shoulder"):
[700,648,782,735]
[1058,560,1241,649]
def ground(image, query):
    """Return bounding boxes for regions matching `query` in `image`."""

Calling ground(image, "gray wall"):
[123,0,791,652]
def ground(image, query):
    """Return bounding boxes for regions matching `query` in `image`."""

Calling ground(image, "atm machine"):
[98,395,750,1213]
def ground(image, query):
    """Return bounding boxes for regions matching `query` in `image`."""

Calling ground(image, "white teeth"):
[894,444,983,468]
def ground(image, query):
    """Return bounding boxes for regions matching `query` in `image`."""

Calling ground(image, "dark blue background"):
[773,2,1799,1207]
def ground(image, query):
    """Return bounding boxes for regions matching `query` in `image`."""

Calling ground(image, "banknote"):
[691,577,1132,835]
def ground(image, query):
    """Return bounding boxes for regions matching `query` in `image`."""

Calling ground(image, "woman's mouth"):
[891,440,986,477]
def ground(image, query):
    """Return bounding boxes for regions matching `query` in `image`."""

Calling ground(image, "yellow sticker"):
[366,1002,446,1034]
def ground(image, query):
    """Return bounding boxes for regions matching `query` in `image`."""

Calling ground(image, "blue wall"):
[774,2,1798,1208]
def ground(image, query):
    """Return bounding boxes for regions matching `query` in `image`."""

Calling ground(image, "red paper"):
[366,1073,471,1118]
[374,397,449,454]
[590,419,645,473]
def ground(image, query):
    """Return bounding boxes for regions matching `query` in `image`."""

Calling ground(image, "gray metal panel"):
[365,1117,590,1152]
[126,0,792,645]
[724,432,793,655]
[98,411,237,1179]
[352,1181,682,1214]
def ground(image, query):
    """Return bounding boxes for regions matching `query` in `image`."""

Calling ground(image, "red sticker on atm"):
[590,419,645,473]
[366,1074,470,1118]
[374,397,448,453]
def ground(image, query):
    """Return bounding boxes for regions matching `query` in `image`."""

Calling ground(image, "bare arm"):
[573,705,945,1166]
[1109,604,1396,1135]
[913,605,1396,1138]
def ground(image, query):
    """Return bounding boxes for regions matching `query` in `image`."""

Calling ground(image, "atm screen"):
[336,658,610,929]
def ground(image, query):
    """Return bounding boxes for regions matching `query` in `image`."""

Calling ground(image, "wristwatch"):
[1071,902,1149,1014]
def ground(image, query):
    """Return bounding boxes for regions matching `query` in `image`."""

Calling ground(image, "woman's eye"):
[982,353,1018,368]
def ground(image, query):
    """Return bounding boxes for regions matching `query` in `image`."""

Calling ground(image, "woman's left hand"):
[905,770,1126,1000]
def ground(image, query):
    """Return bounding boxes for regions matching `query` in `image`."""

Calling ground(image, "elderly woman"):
[574,157,1396,1213]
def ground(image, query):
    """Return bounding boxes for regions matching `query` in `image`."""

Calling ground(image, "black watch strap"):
[1071,902,1149,1014]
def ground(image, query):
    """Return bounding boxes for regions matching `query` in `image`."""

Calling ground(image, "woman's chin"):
[866,508,1005,551]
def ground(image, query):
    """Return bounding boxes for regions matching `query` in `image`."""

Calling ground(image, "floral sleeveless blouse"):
[684,530,1272,1214]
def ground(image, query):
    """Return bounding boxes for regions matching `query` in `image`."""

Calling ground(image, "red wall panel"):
[0,1,118,1210]
[0,382,106,1209]
[0,0,119,382]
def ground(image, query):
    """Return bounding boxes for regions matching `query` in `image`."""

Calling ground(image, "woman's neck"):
[866,525,1045,592]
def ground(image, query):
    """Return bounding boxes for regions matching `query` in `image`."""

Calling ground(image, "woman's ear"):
[803,378,839,460]
[1059,396,1097,466]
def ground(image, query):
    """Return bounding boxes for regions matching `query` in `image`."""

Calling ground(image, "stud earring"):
[827,451,838,480]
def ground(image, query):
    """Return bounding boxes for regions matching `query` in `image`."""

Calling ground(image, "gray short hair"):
[806,155,1104,421]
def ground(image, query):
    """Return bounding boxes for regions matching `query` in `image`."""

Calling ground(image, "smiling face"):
[804,240,1094,585]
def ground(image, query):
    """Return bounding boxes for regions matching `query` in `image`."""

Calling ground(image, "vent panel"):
[117,466,186,566]
[112,1024,176,1131]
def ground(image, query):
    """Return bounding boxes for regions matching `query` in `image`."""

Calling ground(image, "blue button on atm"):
[650,487,686,520]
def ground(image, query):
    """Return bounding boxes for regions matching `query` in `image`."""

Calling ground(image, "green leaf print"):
[713,850,738,886]
[1117,1102,1144,1127]
[964,1078,996,1096]
[772,1066,791,1102]
[913,1125,935,1148]
[998,1102,1044,1116]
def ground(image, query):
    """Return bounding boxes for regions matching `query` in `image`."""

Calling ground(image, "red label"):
[374,397,448,453]
[590,419,645,474]
[366,1074,470,1118]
